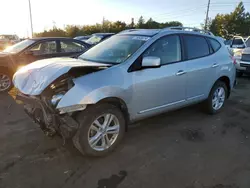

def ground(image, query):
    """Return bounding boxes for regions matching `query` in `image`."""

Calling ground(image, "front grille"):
[242,54,250,62]
[240,63,250,67]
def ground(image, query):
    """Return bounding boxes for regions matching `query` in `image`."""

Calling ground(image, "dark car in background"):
[0,37,90,92]
[85,33,114,46]
[0,34,20,50]
[74,35,92,41]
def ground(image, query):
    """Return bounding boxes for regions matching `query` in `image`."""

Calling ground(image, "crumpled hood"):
[13,57,110,95]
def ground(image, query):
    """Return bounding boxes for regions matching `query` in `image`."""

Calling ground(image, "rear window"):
[232,38,244,45]
[184,35,210,60]
[208,38,221,52]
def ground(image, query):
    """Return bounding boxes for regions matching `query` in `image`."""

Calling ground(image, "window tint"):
[184,35,209,59]
[143,35,181,65]
[208,38,221,52]
[60,41,85,52]
[30,41,57,55]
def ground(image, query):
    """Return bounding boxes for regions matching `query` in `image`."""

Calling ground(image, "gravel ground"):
[1,77,250,188]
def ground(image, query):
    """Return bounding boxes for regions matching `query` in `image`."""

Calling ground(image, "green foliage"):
[34,17,183,38]
[209,1,250,39]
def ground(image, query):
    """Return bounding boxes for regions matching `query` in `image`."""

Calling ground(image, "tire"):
[0,70,13,93]
[204,81,228,114]
[72,103,126,157]
[236,72,243,77]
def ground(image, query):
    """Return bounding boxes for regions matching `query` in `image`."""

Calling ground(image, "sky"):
[0,0,249,37]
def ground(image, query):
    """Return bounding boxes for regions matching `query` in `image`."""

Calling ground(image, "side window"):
[29,41,57,55]
[208,38,221,52]
[184,35,209,60]
[60,41,86,53]
[143,35,181,65]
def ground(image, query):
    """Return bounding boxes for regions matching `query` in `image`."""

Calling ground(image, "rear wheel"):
[204,81,228,114]
[0,70,13,93]
[73,103,126,157]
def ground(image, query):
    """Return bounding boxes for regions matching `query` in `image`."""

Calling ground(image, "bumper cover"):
[16,93,79,139]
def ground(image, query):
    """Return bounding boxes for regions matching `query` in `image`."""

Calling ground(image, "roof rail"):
[118,29,141,34]
[163,26,214,36]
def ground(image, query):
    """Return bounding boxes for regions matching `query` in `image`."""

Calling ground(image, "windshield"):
[79,35,150,64]
[85,35,103,45]
[3,39,35,53]
[224,40,232,45]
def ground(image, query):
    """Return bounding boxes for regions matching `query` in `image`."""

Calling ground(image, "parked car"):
[234,47,250,77]
[0,34,20,50]
[85,33,114,46]
[14,27,235,156]
[74,35,92,41]
[0,37,90,92]
[228,36,250,54]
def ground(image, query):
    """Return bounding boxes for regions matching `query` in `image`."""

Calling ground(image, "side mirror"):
[141,56,161,68]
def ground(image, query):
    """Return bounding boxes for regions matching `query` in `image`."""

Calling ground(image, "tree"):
[136,16,145,28]
[209,1,250,38]
[34,27,66,37]
[34,18,183,37]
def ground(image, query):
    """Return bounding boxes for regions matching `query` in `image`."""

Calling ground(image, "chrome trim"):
[187,94,204,101]
[139,100,185,114]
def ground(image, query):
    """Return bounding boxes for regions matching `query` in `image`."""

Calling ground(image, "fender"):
[57,83,126,109]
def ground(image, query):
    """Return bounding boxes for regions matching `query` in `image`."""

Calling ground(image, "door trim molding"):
[138,100,186,114]
[187,94,204,101]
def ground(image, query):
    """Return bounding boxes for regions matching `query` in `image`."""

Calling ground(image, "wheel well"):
[218,76,231,98]
[97,97,130,131]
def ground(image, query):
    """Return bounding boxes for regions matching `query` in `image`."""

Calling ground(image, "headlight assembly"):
[51,93,65,106]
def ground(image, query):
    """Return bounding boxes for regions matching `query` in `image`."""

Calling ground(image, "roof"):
[118,27,214,37]
[118,29,161,36]
[92,33,115,36]
[30,37,73,41]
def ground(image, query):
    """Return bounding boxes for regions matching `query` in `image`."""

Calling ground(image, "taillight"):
[230,56,237,65]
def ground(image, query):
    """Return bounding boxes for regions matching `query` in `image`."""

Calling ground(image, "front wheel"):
[0,70,13,93]
[204,81,228,114]
[73,103,126,157]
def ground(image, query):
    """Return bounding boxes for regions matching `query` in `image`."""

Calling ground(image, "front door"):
[129,35,187,117]
[18,40,59,66]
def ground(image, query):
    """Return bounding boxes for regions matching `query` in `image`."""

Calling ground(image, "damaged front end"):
[16,74,81,141]
[14,58,111,141]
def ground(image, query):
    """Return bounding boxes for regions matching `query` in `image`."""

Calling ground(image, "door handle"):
[176,70,186,76]
[212,63,219,68]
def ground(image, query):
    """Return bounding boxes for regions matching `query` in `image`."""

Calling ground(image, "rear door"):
[58,39,88,58]
[183,34,217,102]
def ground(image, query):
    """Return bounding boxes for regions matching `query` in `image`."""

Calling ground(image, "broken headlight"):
[51,93,65,106]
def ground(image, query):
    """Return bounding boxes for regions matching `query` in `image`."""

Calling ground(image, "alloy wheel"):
[0,74,11,92]
[88,113,120,151]
[212,87,226,111]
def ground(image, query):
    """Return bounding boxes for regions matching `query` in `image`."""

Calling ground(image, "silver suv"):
[13,27,236,156]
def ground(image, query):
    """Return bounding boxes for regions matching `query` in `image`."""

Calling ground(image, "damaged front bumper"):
[16,93,79,140]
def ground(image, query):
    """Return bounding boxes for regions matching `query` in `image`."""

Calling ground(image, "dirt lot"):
[1,77,250,188]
